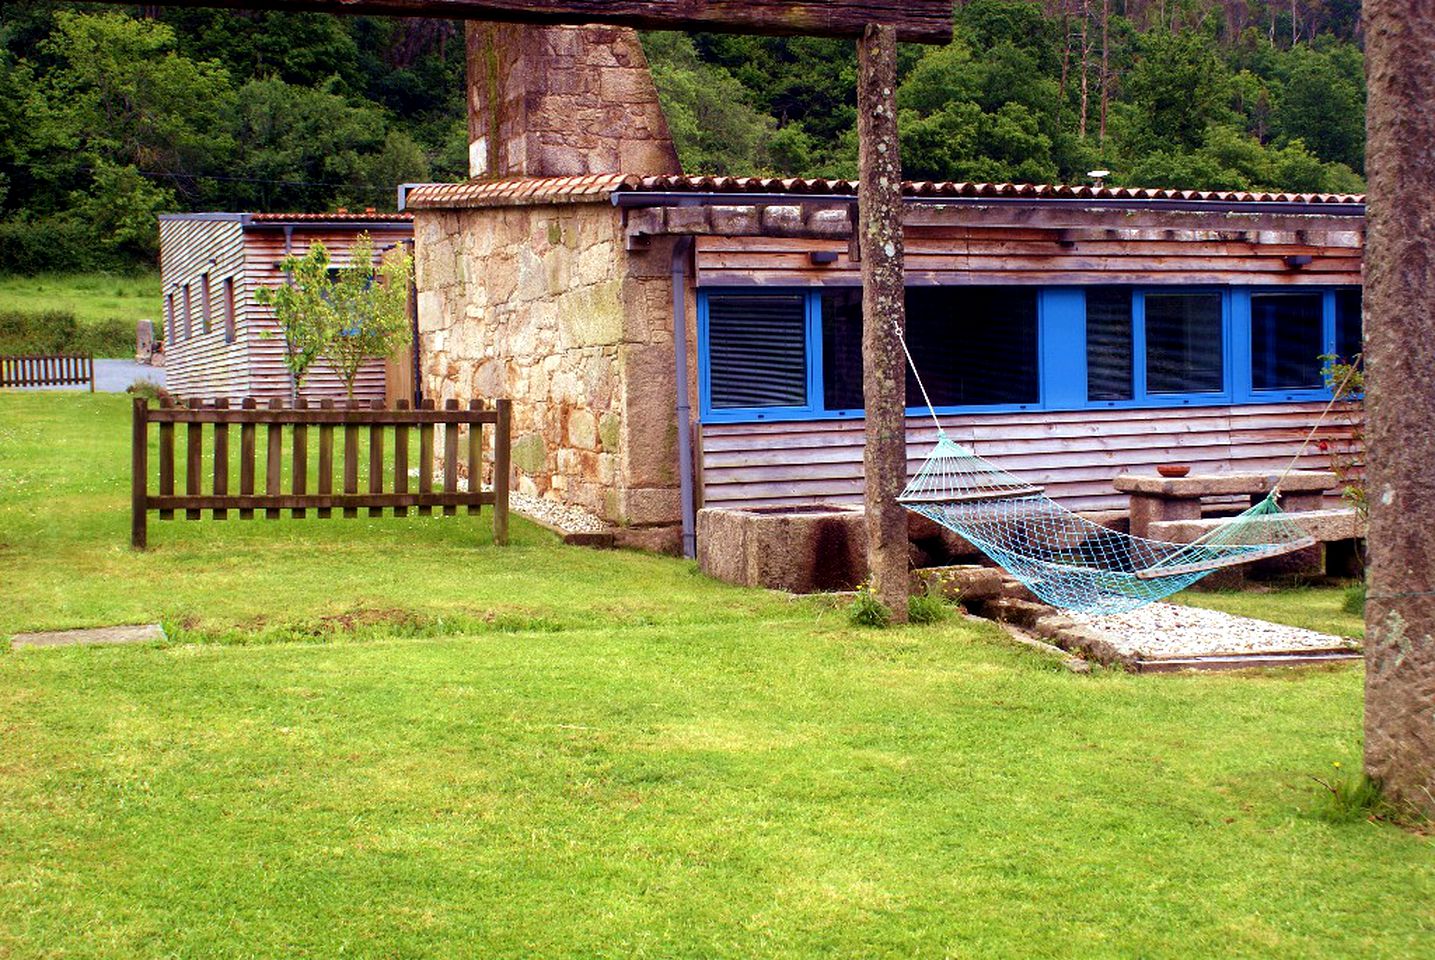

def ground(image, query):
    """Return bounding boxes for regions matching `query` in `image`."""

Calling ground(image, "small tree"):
[1320,353,1366,521]
[254,241,335,397]
[255,235,414,400]
[322,234,413,400]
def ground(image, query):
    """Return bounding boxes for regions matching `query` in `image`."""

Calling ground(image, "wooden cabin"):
[407,175,1366,553]
[156,211,415,402]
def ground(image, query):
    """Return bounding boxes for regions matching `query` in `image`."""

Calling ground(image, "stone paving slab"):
[9,623,165,649]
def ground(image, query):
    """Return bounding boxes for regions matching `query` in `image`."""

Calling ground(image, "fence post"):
[88,354,95,393]
[131,398,148,549]
[494,398,511,545]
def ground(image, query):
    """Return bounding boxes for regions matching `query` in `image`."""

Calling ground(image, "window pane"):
[821,289,865,411]
[1336,288,1362,361]
[1086,287,1133,401]
[907,287,1038,406]
[707,294,808,409]
[1251,292,1324,390]
[1145,292,1223,394]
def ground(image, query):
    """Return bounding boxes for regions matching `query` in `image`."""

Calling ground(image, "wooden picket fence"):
[1,354,94,390]
[131,396,510,548]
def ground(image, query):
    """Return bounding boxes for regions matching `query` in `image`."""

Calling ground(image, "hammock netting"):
[899,434,1318,615]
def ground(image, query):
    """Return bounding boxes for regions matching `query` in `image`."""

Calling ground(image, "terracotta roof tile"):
[249,211,414,223]
[404,174,1365,210]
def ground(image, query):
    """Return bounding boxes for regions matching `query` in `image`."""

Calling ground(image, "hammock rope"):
[893,319,1331,615]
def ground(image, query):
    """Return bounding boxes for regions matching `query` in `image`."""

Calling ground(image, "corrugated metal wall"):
[699,404,1361,512]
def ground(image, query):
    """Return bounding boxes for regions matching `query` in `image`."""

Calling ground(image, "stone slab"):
[1148,508,1364,544]
[1114,470,1337,496]
[10,623,164,649]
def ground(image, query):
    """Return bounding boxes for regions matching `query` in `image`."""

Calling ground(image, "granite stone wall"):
[414,201,687,552]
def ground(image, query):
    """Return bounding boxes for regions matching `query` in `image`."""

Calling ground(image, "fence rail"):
[131,396,510,548]
[1,354,95,390]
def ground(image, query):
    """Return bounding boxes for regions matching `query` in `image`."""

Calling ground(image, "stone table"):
[1114,469,1339,538]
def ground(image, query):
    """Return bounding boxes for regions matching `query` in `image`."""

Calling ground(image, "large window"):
[1251,292,1323,390]
[1144,292,1224,394]
[700,284,1360,422]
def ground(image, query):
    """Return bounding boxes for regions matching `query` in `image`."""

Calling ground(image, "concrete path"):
[10,624,165,649]
[3,359,165,393]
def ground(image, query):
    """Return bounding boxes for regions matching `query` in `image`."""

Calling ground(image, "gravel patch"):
[407,471,608,535]
[1069,602,1360,660]
[511,492,609,534]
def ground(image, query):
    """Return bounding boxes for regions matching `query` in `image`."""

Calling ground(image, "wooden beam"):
[83,0,955,43]
[857,23,910,622]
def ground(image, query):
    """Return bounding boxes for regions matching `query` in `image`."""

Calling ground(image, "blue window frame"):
[697,284,1360,424]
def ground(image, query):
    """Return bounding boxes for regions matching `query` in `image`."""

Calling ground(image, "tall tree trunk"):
[1078,0,1090,139]
[1057,0,1072,129]
[1363,0,1435,818]
[857,23,910,624]
[1099,0,1110,143]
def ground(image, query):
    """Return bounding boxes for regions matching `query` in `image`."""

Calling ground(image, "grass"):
[0,270,160,341]
[2,393,1431,958]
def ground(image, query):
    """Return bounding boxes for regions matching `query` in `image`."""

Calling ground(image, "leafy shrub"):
[908,593,950,625]
[848,583,892,628]
[0,308,132,357]
[1342,581,1367,616]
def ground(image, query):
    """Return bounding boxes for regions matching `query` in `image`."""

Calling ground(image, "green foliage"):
[255,234,413,398]
[319,234,414,399]
[907,592,950,625]
[1322,354,1367,519]
[643,32,774,175]
[1312,762,1388,825]
[848,582,892,628]
[0,308,130,357]
[1342,581,1366,616]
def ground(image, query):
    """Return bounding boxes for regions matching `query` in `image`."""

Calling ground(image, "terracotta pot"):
[1157,464,1191,478]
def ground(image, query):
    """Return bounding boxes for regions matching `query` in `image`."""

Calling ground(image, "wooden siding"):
[159,219,412,402]
[695,226,1364,287]
[240,225,413,403]
[699,404,1361,512]
[160,218,249,399]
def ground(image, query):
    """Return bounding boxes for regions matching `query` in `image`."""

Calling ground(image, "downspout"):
[283,225,296,404]
[671,236,697,558]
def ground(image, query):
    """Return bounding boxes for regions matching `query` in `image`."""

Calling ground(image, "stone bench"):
[1148,507,1365,584]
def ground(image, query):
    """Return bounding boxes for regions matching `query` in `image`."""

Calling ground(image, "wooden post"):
[468,399,484,516]
[418,398,435,517]
[185,399,203,521]
[394,399,410,517]
[266,398,283,520]
[442,398,460,517]
[857,23,909,623]
[317,398,334,519]
[213,398,229,520]
[293,398,309,519]
[494,398,511,545]
[1363,0,1435,816]
[239,397,257,520]
[131,398,147,549]
[369,398,385,518]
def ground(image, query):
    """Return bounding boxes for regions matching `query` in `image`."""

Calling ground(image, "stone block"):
[759,205,804,233]
[616,487,681,527]
[614,524,683,555]
[697,505,867,593]
[911,565,1004,603]
[982,597,1053,629]
[618,342,679,488]
[567,408,598,450]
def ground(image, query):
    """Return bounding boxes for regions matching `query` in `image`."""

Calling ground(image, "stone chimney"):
[466,22,682,178]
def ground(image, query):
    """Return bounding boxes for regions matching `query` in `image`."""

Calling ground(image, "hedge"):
[0,309,133,358]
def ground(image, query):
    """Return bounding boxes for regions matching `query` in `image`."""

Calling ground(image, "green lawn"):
[0,270,160,327]
[1,393,1429,959]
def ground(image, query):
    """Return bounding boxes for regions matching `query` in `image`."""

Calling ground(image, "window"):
[821,289,864,411]
[222,277,237,344]
[815,287,1039,412]
[1336,288,1362,360]
[907,287,1038,406]
[1251,292,1324,390]
[200,274,212,335]
[181,284,193,339]
[705,293,808,410]
[1086,287,1133,401]
[165,293,176,345]
[1144,292,1223,394]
